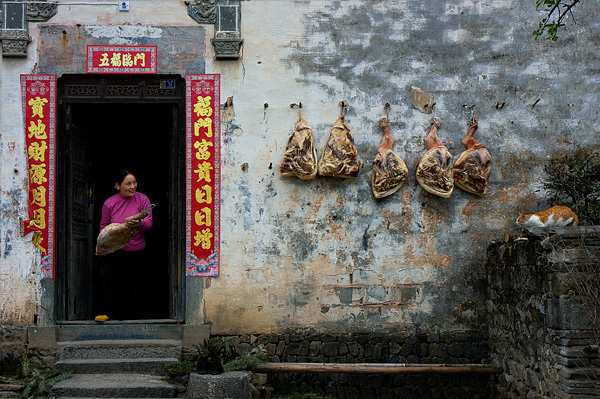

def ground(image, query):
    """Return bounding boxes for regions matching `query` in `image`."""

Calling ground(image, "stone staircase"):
[47,325,184,398]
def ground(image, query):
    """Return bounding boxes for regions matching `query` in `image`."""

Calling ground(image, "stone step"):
[55,357,179,375]
[58,339,182,360]
[56,324,184,342]
[48,374,177,398]
[187,372,252,399]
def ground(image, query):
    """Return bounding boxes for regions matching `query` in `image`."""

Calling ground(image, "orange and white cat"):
[516,205,579,228]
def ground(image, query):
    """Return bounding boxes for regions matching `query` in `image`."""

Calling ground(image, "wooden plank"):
[0,384,24,391]
[255,363,503,375]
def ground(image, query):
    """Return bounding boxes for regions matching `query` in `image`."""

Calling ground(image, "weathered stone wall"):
[487,228,600,398]
[210,332,494,399]
[1,0,600,359]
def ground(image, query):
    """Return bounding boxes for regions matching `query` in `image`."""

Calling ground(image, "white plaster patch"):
[444,28,470,43]
[387,16,411,42]
[523,60,551,75]
[352,60,371,76]
[348,33,373,47]
[85,25,163,41]
[410,60,427,70]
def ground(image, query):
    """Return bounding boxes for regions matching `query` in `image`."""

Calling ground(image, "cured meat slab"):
[318,115,361,178]
[416,118,454,198]
[452,118,492,195]
[280,117,318,180]
[372,117,408,199]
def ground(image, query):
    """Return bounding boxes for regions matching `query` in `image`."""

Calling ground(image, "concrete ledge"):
[187,371,251,399]
[26,324,212,351]
[27,326,57,350]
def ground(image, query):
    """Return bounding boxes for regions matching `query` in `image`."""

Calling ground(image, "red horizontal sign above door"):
[87,45,157,74]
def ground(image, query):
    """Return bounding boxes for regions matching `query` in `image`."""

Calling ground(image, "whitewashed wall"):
[1,1,598,337]
[202,0,600,334]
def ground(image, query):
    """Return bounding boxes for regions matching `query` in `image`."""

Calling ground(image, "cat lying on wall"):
[516,205,579,228]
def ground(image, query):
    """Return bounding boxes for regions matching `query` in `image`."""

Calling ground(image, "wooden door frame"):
[55,74,187,322]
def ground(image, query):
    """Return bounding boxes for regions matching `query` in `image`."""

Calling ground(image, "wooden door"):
[64,104,95,320]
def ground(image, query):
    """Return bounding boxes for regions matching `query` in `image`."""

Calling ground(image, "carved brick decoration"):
[186,0,216,25]
[106,84,140,97]
[2,1,57,57]
[211,37,243,59]
[27,3,58,22]
[61,78,183,101]
[1,29,30,57]
[146,85,177,97]
[65,84,101,97]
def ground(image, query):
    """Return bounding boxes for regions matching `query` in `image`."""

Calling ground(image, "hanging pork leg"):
[452,118,492,195]
[280,117,318,180]
[416,118,454,198]
[372,117,408,199]
[318,115,362,178]
[95,204,155,256]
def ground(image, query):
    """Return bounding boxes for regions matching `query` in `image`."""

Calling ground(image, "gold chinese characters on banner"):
[186,75,220,277]
[20,75,56,279]
[87,45,157,74]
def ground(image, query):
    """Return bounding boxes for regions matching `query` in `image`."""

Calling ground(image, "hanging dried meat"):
[452,118,492,195]
[416,118,454,198]
[318,115,361,178]
[96,205,154,256]
[280,117,318,180]
[372,117,408,199]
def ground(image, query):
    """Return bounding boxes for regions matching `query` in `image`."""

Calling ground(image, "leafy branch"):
[533,0,580,41]
[539,145,600,225]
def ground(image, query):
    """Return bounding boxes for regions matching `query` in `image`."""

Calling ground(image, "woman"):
[96,169,153,321]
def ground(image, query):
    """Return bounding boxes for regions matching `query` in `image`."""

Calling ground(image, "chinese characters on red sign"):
[20,75,56,279]
[87,45,157,74]
[186,75,220,277]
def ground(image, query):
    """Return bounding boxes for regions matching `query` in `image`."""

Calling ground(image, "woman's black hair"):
[115,169,134,185]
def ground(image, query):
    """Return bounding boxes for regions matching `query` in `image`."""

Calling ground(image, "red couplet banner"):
[20,74,57,279]
[185,75,220,277]
[87,45,157,74]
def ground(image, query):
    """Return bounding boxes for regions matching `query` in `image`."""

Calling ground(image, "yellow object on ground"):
[94,315,109,322]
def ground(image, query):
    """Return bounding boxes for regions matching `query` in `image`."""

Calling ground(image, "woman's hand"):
[126,219,143,228]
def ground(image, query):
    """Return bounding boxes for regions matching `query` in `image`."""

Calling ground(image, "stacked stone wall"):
[0,325,27,358]
[216,332,494,399]
[487,229,600,398]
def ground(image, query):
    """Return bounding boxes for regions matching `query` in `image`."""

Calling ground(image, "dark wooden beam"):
[255,363,503,375]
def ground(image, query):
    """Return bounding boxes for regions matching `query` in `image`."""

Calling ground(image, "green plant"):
[164,361,196,376]
[0,351,23,380]
[198,337,238,363]
[539,146,600,225]
[223,349,268,372]
[17,350,72,398]
[533,0,580,41]
[21,369,72,398]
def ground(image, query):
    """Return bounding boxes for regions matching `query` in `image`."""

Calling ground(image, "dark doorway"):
[56,75,186,322]
[79,103,171,320]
